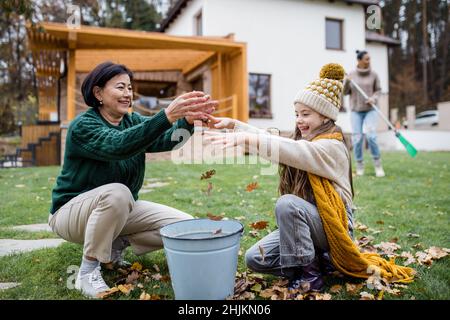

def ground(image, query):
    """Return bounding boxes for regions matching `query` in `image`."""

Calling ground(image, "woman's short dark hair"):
[355,50,368,60]
[81,61,133,108]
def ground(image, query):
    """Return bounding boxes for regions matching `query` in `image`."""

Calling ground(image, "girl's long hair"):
[278,120,354,204]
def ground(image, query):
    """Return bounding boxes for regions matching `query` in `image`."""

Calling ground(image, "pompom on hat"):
[294,63,345,121]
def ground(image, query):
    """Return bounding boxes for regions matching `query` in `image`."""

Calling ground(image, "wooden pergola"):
[26,22,248,122]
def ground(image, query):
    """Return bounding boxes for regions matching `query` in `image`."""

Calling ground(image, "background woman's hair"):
[81,61,133,108]
[278,121,354,205]
[355,50,368,61]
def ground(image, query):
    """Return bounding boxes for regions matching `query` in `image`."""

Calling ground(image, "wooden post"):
[239,46,248,122]
[232,94,238,119]
[67,31,77,121]
[67,49,76,121]
[406,105,416,129]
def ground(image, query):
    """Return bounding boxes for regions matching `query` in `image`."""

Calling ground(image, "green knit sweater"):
[50,108,194,214]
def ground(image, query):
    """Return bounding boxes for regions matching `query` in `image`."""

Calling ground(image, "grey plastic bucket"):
[160,218,244,300]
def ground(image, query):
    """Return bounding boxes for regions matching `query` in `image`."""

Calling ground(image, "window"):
[194,10,202,36]
[249,73,272,118]
[326,18,343,50]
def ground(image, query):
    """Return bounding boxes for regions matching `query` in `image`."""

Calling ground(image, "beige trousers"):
[48,183,192,263]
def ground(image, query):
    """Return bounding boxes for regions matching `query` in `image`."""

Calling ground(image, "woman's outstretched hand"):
[165,91,218,124]
[203,131,256,149]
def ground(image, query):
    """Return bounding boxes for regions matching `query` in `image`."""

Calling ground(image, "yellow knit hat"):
[294,63,345,121]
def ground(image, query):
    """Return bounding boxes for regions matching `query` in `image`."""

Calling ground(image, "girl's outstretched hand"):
[204,114,236,130]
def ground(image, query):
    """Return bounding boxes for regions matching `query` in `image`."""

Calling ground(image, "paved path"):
[0,239,66,257]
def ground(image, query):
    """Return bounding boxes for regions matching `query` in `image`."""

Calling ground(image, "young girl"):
[204,63,414,292]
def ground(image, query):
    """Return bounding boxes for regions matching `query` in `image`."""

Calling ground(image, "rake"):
[348,79,418,157]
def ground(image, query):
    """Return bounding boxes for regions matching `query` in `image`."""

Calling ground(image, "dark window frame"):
[249,72,273,119]
[325,18,344,51]
[194,10,203,36]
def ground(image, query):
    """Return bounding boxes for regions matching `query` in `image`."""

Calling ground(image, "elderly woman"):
[48,61,217,298]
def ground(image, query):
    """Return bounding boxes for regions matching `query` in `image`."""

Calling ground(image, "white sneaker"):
[75,266,110,298]
[375,165,385,177]
[356,162,364,176]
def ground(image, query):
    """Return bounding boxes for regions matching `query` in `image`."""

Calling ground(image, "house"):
[24,22,248,165]
[160,0,400,133]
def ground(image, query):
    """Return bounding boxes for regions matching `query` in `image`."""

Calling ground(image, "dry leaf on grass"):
[118,284,134,295]
[359,291,375,300]
[355,222,368,232]
[374,242,402,257]
[250,220,269,230]
[131,262,143,271]
[426,246,449,259]
[207,213,223,221]
[246,182,259,192]
[139,291,161,300]
[97,286,119,299]
[125,271,141,284]
[200,169,216,180]
[357,236,374,247]
[329,284,342,293]
[345,283,365,295]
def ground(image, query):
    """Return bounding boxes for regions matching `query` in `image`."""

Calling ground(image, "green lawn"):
[0,152,449,300]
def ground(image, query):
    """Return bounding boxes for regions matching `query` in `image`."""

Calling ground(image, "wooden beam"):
[32,22,245,53]
[67,49,76,121]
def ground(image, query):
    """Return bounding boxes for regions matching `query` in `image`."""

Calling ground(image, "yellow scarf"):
[308,133,415,283]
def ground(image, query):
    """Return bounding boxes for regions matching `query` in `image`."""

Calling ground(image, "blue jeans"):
[351,110,381,162]
[245,194,354,278]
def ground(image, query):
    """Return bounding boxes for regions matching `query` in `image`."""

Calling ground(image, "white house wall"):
[165,0,389,132]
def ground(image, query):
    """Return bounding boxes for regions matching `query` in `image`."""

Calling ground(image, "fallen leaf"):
[400,251,416,266]
[272,279,289,287]
[207,213,223,221]
[345,283,364,295]
[415,251,433,265]
[151,273,163,281]
[153,264,160,273]
[131,262,143,271]
[425,246,449,260]
[315,293,332,300]
[139,291,151,300]
[246,182,259,192]
[360,291,375,300]
[97,286,119,299]
[126,271,141,284]
[15,184,25,188]
[212,228,222,235]
[235,216,246,221]
[355,222,368,232]
[374,242,401,257]
[250,220,269,230]
[200,169,216,180]
[118,284,134,295]
[357,236,374,247]
[329,284,342,293]
[376,220,384,225]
